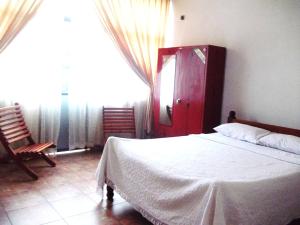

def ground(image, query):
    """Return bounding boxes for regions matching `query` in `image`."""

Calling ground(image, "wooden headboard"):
[227,111,300,137]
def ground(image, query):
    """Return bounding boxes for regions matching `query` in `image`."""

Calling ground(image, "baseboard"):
[90,145,104,152]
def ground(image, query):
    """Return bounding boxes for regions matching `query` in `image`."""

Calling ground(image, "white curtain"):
[0,0,149,153]
[93,0,171,134]
[66,0,149,148]
[0,0,62,145]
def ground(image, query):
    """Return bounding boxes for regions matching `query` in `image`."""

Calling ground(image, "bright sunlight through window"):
[0,0,149,108]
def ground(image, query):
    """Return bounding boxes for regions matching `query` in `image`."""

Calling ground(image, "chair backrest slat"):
[5,129,30,140]
[0,117,24,126]
[103,107,136,141]
[0,109,20,118]
[0,105,20,113]
[0,104,30,145]
[2,124,27,135]
[7,133,31,144]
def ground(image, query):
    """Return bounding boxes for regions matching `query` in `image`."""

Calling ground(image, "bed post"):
[228,111,236,123]
[107,185,114,201]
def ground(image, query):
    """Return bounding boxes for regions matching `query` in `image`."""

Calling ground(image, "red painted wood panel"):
[172,48,189,136]
[153,45,226,138]
[185,46,207,134]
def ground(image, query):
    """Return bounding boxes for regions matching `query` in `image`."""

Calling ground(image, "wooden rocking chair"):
[0,103,56,180]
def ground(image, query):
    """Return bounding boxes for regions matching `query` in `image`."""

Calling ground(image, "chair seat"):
[14,142,54,154]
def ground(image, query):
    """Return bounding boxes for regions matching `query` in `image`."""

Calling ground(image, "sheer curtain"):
[0,0,151,153]
[93,0,171,133]
[0,0,63,147]
[0,0,43,53]
[61,0,149,149]
[0,0,44,157]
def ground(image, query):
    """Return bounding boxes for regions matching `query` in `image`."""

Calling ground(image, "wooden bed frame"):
[106,110,300,201]
[228,111,300,137]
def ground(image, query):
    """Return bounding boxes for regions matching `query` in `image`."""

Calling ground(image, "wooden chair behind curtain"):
[102,107,136,144]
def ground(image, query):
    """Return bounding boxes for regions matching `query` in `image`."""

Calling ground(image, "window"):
[0,0,149,105]
[0,0,149,148]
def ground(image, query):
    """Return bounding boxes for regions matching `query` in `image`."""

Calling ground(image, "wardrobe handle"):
[176,98,182,104]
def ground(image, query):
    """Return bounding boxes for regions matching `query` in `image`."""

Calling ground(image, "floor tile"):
[0,205,6,216]
[87,190,126,209]
[106,202,152,225]
[1,190,47,211]
[0,216,11,225]
[64,209,120,225]
[42,220,68,225]
[38,184,82,202]
[0,206,11,225]
[7,203,61,225]
[44,176,68,187]
[106,202,134,219]
[50,194,100,218]
[28,179,52,189]
[0,182,33,194]
[70,181,96,194]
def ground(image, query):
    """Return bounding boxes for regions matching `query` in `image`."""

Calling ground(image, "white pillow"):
[258,133,300,155]
[214,123,270,144]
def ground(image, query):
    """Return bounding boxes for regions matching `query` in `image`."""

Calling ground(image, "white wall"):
[169,0,300,128]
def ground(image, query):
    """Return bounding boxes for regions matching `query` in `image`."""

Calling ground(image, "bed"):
[96,111,300,225]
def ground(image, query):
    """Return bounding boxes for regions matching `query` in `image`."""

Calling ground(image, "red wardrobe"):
[153,45,226,137]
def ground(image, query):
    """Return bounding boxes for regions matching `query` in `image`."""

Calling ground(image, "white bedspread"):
[96,133,300,225]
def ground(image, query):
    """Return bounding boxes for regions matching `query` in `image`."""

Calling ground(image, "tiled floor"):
[1,151,300,225]
[0,150,152,225]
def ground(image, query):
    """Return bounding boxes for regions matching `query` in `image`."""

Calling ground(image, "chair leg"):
[40,152,56,167]
[13,155,38,180]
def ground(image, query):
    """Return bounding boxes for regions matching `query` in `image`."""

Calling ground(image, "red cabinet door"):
[185,46,207,134]
[170,46,207,136]
[153,46,208,137]
[171,48,190,136]
[153,47,178,137]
